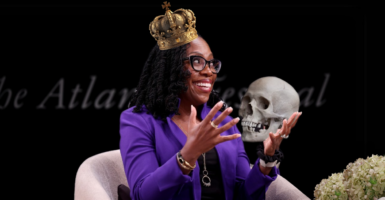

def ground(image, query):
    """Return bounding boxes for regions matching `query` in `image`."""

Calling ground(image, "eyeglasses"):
[183,55,222,74]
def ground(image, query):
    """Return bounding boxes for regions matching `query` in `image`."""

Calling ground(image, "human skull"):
[239,76,300,142]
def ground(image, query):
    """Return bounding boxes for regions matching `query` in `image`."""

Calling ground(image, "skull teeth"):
[242,120,270,133]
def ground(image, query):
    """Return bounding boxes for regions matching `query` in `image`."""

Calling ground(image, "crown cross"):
[162,1,171,11]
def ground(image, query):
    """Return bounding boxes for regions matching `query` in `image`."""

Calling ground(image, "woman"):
[120,6,301,200]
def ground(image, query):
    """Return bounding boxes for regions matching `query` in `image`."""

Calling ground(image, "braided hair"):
[128,35,225,120]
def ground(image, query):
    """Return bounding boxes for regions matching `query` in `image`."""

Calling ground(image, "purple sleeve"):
[119,110,193,200]
[233,126,279,200]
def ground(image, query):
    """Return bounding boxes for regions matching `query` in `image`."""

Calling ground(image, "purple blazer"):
[120,101,279,200]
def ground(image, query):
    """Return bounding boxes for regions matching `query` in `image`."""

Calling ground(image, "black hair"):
[128,34,225,120]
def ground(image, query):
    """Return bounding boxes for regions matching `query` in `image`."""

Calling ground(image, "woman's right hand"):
[180,101,241,166]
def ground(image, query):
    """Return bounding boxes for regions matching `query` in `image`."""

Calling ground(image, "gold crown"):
[149,2,198,50]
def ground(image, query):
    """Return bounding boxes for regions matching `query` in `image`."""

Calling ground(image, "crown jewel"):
[149,2,198,50]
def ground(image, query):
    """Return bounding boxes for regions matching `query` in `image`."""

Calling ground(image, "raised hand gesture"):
[180,101,241,164]
[263,112,302,156]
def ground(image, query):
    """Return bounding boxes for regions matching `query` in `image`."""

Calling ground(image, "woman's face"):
[180,37,217,106]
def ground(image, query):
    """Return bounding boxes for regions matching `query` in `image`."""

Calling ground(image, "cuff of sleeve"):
[154,154,194,192]
[245,158,279,196]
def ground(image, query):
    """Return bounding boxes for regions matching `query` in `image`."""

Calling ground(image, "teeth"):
[242,121,272,132]
[195,82,212,88]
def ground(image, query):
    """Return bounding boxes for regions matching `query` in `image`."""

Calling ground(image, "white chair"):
[74,150,129,200]
[266,175,310,200]
[74,150,309,200]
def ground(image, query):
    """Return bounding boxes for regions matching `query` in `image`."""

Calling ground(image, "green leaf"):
[369,177,377,184]
[335,191,341,196]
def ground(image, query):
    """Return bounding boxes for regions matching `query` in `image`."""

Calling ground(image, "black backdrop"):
[0,2,379,200]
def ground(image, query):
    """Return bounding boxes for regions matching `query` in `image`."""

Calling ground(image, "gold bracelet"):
[176,151,196,170]
[180,162,193,170]
[183,156,196,169]
[176,152,193,170]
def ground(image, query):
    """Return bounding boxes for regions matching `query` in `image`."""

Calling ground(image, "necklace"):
[172,117,211,187]
[201,152,211,187]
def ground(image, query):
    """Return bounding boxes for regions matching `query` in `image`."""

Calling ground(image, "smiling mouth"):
[194,82,212,88]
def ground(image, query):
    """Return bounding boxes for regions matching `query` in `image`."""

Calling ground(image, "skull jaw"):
[242,129,270,142]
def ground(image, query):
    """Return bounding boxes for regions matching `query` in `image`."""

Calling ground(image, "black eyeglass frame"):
[182,55,222,74]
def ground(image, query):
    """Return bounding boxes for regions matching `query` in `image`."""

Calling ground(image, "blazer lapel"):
[192,163,201,200]
[166,117,186,149]
[215,142,231,200]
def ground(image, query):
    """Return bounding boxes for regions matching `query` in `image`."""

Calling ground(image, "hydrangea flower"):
[343,155,385,200]
[314,173,348,200]
[314,155,385,200]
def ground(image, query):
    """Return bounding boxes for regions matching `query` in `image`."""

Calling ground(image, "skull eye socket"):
[257,97,270,110]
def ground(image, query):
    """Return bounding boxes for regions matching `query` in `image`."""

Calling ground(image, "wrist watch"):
[176,151,196,170]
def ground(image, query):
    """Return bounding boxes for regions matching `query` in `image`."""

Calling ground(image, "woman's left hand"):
[263,111,302,156]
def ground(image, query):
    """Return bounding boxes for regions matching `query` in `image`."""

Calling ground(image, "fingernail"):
[236,134,241,138]
[227,107,233,112]
[234,117,240,123]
